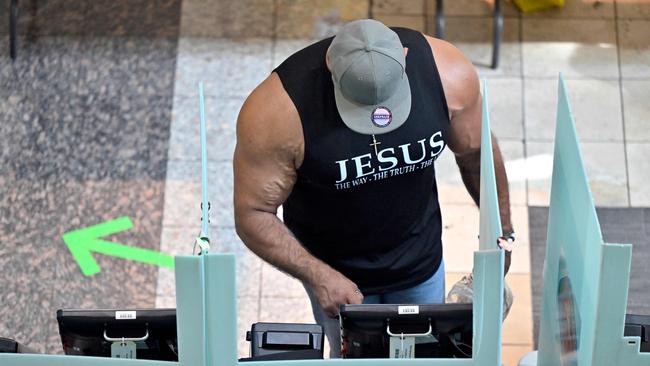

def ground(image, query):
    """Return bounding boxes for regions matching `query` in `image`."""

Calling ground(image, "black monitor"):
[340,303,472,359]
[57,308,178,361]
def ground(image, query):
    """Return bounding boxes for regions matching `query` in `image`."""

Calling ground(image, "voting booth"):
[0,81,506,366]
[521,76,650,366]
[3,76,648,366]
[159,81,504,366]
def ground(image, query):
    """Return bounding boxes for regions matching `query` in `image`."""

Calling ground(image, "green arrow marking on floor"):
[63,216,175,276]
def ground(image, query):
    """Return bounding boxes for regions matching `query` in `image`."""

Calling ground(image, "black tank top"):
[274,28,450,295]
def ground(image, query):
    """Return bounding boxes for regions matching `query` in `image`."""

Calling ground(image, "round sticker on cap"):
[371,107,392,128]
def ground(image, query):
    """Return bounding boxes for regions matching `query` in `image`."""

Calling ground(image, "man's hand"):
[310,269,363,318]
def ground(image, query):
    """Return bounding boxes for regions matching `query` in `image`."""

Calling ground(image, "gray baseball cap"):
[329,19,411,135]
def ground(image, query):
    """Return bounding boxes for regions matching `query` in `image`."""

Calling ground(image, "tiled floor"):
[1,0,649,365]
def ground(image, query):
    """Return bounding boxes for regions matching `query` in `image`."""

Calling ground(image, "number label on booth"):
[398,306,419,315]
[115,311,137,320]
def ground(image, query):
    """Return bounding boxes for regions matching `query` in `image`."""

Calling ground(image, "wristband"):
[498,232,515,252]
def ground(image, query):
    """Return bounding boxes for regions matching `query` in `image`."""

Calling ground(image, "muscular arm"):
[425,36,513,271]
[234,73,362,315]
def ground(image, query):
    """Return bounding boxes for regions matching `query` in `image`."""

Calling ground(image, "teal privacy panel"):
[536,75,650,366]
[478,81,503,252]
[0,84,504,366]
[176,254,239,366]
[473,80,505,365]
[593,244,650,365]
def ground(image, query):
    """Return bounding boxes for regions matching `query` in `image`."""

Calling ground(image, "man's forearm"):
[455,133,513,234]
[235,210,333,286]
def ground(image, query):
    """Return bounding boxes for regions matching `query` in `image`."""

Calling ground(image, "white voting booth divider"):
[0,81,506,366]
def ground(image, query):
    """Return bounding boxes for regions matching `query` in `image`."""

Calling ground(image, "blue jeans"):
[304,260,445,358]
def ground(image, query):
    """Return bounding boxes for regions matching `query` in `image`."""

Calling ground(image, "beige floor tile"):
[432,16,521,77]
[155,295,176,309]
[157,225,196,256]
[259,296,316,323]
[434,139,527,206]
[237,296,261,358]
[523,17,617,44]
[441,203,480,273]
[373,0,425,15]
[501,140,528,206]
[523,0,614,18]
[275,0,369,39]
[524,79,623,142]
[233,254,264,299]
[487,78,524,140]
[577,142,628,206]
[162,161,235,228]
[522,19,618,78]
[232,257,262,290]
[618,20,650,78]
[526,142,554,206]
[526,141,629,207]
[626,143,650,206]
[622,80,650,142]
[169,95,243,162]
[273,39,319,69]
[425,0,520,17]
[503,344,535,366]
[523,79,560,141]
[474,44,523,79]
[509,206,530,274]
[438,183,478,205]
[436,149,477,205]
[441,203,530,273]
[616,0,650,19]
[445,272,466,291]
[503,148,552,205]
[373,14,426,32]
[260,262,306,298]
[438,183,478,206]
[155,267,177,299]
[180,0,274,38]
[175,38,272,99]
[503,273,534,345]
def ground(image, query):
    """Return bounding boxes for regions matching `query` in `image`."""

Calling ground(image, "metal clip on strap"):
[196,236,210,255]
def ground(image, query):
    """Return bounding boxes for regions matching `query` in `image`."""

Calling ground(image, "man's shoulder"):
[240,73,298,127]
[237,73,303,161]
[422,34,480,115]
